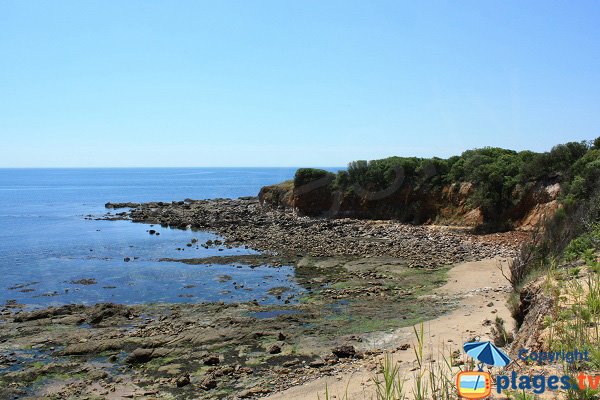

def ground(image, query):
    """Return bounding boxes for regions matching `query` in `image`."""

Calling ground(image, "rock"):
[105,202,141,209]
[282,359,300,367]
[309,359,326,368]
[13,304,85,322]
[87,303,133,324]
[200,377,217,390]
[88,369,109,380]
[176,374,190,388]
[268,344,282,354]
[332,345,356,358]
[126,348,154,364]
[125,347,170,364]
[238,386,269,398]
[237,366,253,374]
[203,354,220,366]
[70,278,97,285]
[277,332,286,341]
[57,338,127,356]
[101,196,518,265]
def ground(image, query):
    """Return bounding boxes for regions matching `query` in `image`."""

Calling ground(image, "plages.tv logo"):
[456,341,510,399]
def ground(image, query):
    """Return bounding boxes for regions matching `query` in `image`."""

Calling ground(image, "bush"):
[293,168,334,188]
[546,141,589,175]
[292,137,597,229]
[563,223,600,263]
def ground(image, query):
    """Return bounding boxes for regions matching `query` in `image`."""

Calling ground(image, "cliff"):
[258,179,560,231]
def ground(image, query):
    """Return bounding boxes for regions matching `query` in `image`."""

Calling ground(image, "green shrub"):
[564,223,600,263]
[293,168,334,187]
[292,138,597,230]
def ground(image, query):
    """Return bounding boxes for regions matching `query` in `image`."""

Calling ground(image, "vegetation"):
[293,168,335,187]
[317,324,460,400]
[506,178,600,398]
[293,137,600,230]
[505,166,600,293]
[563,223,600,265]
[312,137,600,399]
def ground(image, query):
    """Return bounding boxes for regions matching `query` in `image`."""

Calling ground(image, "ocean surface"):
[0,168,324,309]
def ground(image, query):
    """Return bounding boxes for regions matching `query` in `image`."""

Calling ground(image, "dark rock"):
[13,304,85,322]
[268,344,282,354]
[105,202,141,209]
[126,348,154,364]
[238,386,269,398]
[332,345,356,358]
[87,303,134,324]
[70,278,97,285]
[176,374,191,387]
[200,377,217,390]
[203,354,220,366]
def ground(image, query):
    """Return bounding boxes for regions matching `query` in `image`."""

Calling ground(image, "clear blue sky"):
[1,1,599,167]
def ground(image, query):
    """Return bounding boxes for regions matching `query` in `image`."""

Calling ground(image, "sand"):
[264,257,514,400]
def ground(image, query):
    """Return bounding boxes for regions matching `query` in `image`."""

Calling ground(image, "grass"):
[373,354,406,400]
[316,239,600,399]
[491,316,514,347]
[540,237,600,399]
[316,323,460,400]
[506,390,537,399]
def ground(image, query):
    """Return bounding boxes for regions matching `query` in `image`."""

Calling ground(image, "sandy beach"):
[265,257,514,400]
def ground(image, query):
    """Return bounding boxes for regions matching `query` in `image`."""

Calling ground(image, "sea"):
[0,168,328,309]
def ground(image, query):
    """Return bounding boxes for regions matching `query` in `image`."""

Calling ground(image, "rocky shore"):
[102,197,522,266]
[1,197,526,399]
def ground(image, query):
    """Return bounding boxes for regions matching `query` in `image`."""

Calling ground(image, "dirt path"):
[264,257,514,400]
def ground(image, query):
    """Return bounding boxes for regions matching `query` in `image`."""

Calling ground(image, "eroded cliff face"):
[512,183,561,231]
[508,277,555,359]
[258,179,560,230]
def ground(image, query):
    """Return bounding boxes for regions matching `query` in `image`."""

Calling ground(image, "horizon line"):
[0,166,346,170]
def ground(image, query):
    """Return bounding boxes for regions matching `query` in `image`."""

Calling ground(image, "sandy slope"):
[264,257,514,400]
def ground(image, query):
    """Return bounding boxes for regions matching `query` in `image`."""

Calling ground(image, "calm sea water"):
[0,168,314,309]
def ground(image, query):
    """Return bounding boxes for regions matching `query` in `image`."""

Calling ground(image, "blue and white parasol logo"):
[463,341,511,368]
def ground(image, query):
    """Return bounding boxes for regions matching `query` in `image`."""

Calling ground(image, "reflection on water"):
[0,168,309,309]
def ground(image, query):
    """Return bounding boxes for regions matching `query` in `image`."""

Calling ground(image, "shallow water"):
[0,168,338,308]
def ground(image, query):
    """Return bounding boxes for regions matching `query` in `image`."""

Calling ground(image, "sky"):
[1,1,600,167]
